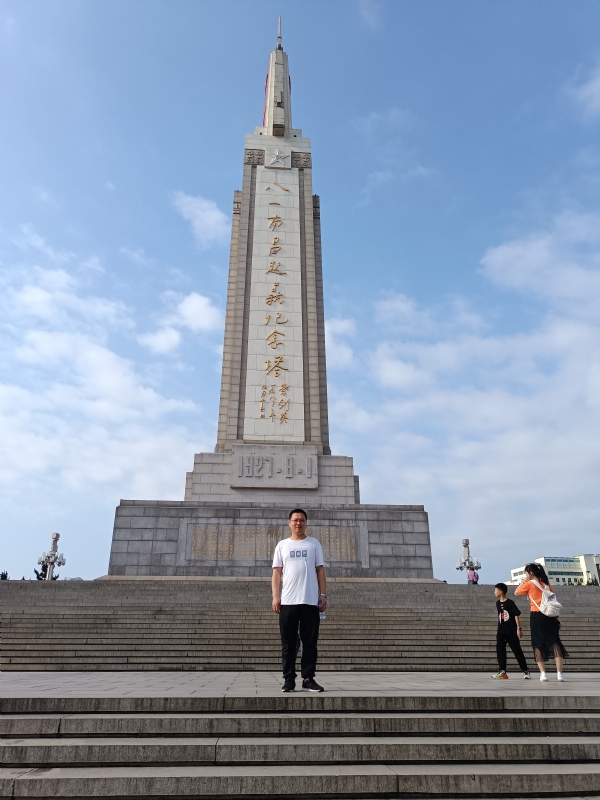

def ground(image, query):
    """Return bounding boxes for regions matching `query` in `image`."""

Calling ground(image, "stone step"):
[6,694,600,715]
[2,762,600,798]
[4,581,599,673]
[4,734,600,767]
[11,615,595,622]
[7,617,594,627]
[9,663,564,673]
[0,651,551,661]
[5,642,553,652]
[4,648,597,658]
[5,712,600,738]
[4,612,600,624]
[12,658,599,669]
[3,619,513,626]
[6,654,595,664]
[0,637,586,646]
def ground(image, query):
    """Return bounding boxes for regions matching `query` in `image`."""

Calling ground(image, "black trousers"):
[497,630,529,673]
[279,604,320,681]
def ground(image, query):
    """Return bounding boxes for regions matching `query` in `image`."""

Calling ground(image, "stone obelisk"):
[214,20,329,458]
[107,24,434,579]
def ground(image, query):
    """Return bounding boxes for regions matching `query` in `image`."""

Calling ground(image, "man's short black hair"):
[495,582,508,594]
[288,508,308,521]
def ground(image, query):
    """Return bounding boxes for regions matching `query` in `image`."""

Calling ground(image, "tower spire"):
[263,18,292,137]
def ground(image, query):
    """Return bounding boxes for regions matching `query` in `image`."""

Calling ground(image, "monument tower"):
[108,24,434,579]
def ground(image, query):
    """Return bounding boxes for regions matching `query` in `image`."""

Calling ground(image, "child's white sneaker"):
[540,672,548,682]
[557,672,566,682]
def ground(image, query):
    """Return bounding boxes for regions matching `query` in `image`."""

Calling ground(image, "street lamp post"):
[37,532,66,580]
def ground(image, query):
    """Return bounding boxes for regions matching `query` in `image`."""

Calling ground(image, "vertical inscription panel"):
[230,444,318,489]
[242,161,305,442]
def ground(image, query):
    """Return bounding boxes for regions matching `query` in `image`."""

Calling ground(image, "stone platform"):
[108,501,433,578]
[3,671,600,798]
[3,669,600,705]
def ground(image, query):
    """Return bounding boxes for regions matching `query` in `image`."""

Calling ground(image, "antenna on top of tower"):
[277,16,282,50]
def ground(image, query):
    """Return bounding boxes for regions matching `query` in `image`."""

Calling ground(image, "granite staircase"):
[3,692,600,798]
[2,579,600,672]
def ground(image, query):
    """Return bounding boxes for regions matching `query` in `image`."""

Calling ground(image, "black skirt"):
[530,611,569,662]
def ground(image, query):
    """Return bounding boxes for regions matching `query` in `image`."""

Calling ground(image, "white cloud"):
[352,109,433,205]
[137,292,223,354]
[13,330,192,421]
[327,209,600,581]
[325,318,355,369]
[120,246,155,267]
[372,342,433,390]
[137,326,181,354]
[377,293,432,334]
[0,227,203,499]
[81,255,104,273]
[171,191,229,250]
[175,292,222,332]
[329,389,381,433]
[353,108,412,138]
[480,211,600,319]
[568,61,600,119]
[358,170,394,207]
[17,223,75,264]
[3,266,131,333]
[376,292,484,337]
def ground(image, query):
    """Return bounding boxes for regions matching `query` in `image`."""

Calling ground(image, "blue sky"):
[2,0,600,583]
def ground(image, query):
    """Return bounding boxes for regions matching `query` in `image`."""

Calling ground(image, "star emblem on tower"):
[268,149,289,166]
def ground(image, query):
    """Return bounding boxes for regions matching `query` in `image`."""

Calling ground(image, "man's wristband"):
[319,593,327,597]
[516,626,521,629]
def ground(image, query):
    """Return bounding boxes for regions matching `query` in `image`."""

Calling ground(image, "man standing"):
[272,508,327,693]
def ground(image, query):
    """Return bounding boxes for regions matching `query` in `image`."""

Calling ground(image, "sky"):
[1,0,600,583]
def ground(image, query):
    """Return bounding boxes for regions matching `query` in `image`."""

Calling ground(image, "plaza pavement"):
[3,670,600,699]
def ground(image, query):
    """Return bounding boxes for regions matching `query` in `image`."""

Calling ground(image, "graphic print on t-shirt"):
[289,550,308,559]
[496,599,521,634]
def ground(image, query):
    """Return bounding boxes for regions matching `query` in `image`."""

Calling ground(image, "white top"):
[272,536,324,606]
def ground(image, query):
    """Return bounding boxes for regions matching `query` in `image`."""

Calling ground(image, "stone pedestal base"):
[185,448,359,506]
[108,501,433,579]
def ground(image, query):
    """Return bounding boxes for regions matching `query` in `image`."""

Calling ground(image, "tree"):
[0,570,8,580]
[34,563,59,581]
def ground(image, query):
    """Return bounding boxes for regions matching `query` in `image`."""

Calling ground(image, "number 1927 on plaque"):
[229,447,319,490]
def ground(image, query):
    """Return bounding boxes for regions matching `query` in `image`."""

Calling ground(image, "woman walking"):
[515,563,568,682]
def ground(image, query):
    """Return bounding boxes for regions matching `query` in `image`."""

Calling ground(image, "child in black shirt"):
[493,582,530,679]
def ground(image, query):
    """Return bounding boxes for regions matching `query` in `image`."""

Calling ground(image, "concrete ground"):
[3,670,600,698]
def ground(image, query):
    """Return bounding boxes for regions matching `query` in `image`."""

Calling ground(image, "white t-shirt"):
[272,536,324,606]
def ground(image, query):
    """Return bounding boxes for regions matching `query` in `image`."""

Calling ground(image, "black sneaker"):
[302,678,324,692]
[281,679,295,693]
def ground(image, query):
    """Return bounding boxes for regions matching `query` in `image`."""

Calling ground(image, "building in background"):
[508,555,600,586]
